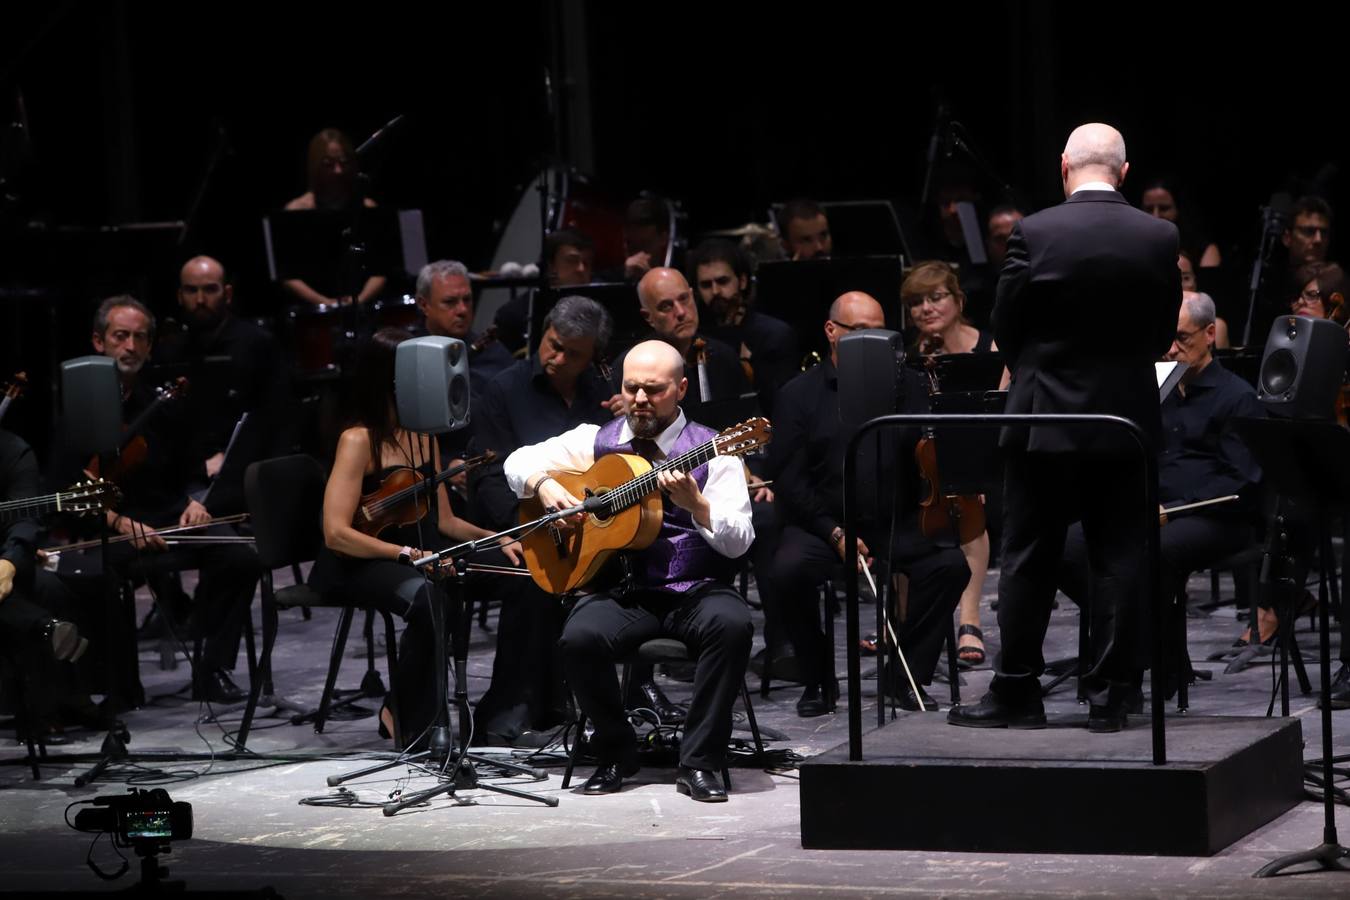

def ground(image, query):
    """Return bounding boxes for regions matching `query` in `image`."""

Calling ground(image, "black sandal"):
[957,624,986,668]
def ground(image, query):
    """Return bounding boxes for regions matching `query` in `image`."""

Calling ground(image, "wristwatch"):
[397,546,415,565]
[830,526,845,546]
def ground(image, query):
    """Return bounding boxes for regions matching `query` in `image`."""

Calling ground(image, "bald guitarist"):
[504,340,754,803]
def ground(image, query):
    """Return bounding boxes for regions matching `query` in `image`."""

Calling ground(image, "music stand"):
[753,256,906,362]
[1230,416,1350,876]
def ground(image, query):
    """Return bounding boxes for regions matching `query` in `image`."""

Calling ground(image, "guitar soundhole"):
[586,487,613,525]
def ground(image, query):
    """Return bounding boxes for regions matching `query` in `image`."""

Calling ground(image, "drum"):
[373,294,422,333]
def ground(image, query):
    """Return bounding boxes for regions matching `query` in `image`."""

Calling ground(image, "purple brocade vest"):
[593,416,729,593]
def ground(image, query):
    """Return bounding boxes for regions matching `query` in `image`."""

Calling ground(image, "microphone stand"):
[1242,205,1286,348]
[324,516,571,815]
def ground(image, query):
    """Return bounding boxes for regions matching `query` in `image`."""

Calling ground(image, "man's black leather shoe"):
[675,765,727,802]
[795,680,839,717]
[894,684,939,712]
[40,620,89,663]
[1087,703,1129,733]
[947,691,1046,729]
[1322,664,1350,710]
[202,669,247,705]
[634,679,686,724]
[581,759,640,795]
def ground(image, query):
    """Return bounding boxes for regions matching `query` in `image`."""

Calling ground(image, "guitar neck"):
[603,438,721,514]
[0,493,64,526]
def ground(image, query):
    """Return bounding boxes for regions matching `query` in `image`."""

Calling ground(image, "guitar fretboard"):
[599,438,721,514]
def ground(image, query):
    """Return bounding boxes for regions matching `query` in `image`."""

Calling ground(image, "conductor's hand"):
[536,477,585,533]
[657,469,710,525]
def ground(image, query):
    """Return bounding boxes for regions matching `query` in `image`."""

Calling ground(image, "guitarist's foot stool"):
[561,637,766,789]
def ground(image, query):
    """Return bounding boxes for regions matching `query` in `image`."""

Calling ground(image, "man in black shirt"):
[778,199,832,261]
[57,297,260,705]
[469,296,616,743]
[687,239,798,417]
[608,268,752,431]
[767,291,968,716]
[1057,293,1263,690]
[155,256,295,516]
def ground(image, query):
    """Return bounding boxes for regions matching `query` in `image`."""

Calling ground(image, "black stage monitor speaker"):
[60,355,121,455]
[395,336,470,434]
[837,329,906,527]
[1257,315,1348,419]
[837,329,906,426]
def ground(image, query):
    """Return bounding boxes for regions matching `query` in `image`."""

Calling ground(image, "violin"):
[914,335,986,545]
[691,337,713,402]
[353,451,496,538]
[0,372,27,426]
[471,325,500,355]
[85,377,190,484]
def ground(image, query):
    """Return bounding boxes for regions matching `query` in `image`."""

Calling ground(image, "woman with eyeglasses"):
[1289,261,1346,324]
[899,262,999,668]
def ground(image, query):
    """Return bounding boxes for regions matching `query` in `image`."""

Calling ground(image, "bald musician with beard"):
[504,340,754,802]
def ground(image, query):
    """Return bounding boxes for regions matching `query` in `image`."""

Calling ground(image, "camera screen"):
[122,810,173,840]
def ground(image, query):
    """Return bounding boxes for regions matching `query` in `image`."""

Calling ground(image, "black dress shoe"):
[675,765,727,802]
[634,680,686,724]
[582,759,640,795]
[795,680,839,717]
[201,669,247,705]
[39,620,89,663]
[1087,703,1128,733]
[893,684,939,712]
[1322,664,1350,710]
[947,691,1046,729]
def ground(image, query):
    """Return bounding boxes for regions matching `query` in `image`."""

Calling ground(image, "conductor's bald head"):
[1061,123,1129,196]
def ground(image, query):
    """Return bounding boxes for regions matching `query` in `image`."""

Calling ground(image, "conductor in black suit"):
[948,123,1179,733]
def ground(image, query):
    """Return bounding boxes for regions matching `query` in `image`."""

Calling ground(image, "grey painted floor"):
[4,566,1350,898]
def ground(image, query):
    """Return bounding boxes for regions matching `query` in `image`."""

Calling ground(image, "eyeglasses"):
[1295,288,1324,305]
[830,320,870,332]
[904,290,954,309]
[1293,225,1329,239]
[1173,329,1201,345]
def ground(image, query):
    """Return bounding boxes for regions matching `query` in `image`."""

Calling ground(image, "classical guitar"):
[0,479,121,527]
[518,417,771,594]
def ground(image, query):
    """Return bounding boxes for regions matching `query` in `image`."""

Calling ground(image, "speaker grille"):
[1260,348,1298,397]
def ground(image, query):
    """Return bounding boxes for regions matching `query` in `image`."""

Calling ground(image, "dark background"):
[0,1,1340,439]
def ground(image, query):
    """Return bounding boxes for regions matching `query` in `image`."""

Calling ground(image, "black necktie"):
[631,438,662,462]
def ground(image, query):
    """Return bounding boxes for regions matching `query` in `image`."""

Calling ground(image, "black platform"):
[800,713,1305,855]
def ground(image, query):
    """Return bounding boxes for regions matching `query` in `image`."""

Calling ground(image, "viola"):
[914,335,986,545]
[85,377,189,484]
[353,451,496,538]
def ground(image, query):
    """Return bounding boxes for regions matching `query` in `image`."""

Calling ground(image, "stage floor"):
[2,568,1349,897]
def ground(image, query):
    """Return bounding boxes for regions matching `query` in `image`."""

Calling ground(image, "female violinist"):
[311,328,522,744]
[902,262,998,667]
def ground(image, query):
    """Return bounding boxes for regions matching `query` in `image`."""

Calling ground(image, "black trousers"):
[766,525,968,688]
[0,571,86,720]
[472,577,569,740]
[109,524,260,672]
[559,583,752,771]
[996,451,1149,706]
[1060,512,1252,689]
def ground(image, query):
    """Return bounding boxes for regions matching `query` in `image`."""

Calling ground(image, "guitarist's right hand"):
[536,477,585,532]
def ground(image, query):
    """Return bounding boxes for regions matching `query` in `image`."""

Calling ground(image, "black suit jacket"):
[992,190,1179,454]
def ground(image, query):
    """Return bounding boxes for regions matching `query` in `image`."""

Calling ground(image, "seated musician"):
[622,196,674,281]
[52,296,260,705]
[606,268,752,429]
[1251,195,1335,345]
[1289,261,1345,321]
[503,340,755,802]
[777,198,832,261]
[493,229,596,354]
[1,427,113,740]
[985,205,1024,269]
[903,261,998,667]
[413,260,515,506]
[687,239,798,416]
[310,327,523,744]
[766,291,968,716]
[282,128,387,307]
[155,255,295,517]
[1058,292,1264,700]
[468,295,615,744]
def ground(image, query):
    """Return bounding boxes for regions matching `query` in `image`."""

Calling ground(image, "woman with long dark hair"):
[312,327,522,744]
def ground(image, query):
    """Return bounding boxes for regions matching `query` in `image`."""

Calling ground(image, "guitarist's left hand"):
[657,469,711,530]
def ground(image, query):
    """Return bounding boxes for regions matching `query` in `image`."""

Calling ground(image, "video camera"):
[74,788,193,847]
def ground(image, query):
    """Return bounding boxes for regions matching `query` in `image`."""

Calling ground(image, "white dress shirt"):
[1071,181,1118,194]
[504,410,755,559]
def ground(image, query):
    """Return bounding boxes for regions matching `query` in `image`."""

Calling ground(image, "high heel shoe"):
[377,704,395,740]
